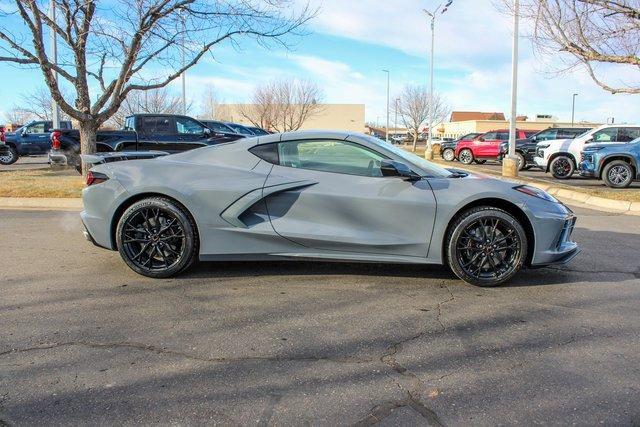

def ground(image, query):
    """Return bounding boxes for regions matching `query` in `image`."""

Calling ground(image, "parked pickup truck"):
[49,114,245,171]
[579,136,640,188]
[0,120,72,165]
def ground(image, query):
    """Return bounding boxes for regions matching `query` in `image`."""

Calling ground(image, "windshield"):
[361,135,452,178]
[575,128,593,139]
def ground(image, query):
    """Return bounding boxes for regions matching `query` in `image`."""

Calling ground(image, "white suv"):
[534,124,640,179]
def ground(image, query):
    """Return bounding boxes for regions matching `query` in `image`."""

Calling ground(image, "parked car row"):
[440,124,640,189]
[0,115,268,167]
[44,114,269,172]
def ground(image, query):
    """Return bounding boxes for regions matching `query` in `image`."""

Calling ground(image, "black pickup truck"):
[49,114,245,171]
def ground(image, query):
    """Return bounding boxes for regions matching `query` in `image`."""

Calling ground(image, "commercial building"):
[437,111,601,138]
[216,104,366,133]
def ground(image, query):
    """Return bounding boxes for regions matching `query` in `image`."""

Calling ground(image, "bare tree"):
[3,108,34,126]
[198,84,231,120]
[240,78,324,132]
[108,87,185,128]
[0,0,313,174]
[15,86,72,121]
[394,85,449,152]
[517,0,639,94]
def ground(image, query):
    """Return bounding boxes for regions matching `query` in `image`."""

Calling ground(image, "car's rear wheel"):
[0,146,18,165]
[515,152,526,170]
[442,148,455,161]
[602,160,634,188]
[550,155,575,179]
[459,149,474,165]
[116,197,198,278]
[446,207,527,287]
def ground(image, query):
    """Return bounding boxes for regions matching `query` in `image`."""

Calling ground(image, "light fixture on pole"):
[382,69,390,143]
[50,0,60,129]
[423,0,452,160]
[571,93,578,127]
[502,0,520,178]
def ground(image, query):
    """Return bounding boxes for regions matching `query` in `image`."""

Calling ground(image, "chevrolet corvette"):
[81,131,579,286]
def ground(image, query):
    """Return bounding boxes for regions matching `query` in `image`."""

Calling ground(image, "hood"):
[583,142,631,152]
[536,138,570,147]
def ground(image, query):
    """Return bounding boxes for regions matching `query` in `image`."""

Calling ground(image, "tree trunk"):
[412,133,418,152]
[79,120,98,179]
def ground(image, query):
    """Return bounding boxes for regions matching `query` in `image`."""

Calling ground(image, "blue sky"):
[1,0,638,124]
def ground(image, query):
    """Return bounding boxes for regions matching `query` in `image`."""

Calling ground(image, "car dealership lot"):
[1,206,639,425]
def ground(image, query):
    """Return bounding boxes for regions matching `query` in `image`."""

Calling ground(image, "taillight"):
[86,171,109,186]
[51,131,61,149]
[0,126,5,143]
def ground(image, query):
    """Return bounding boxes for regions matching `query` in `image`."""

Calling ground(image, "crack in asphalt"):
[0,341,375,365]
[546,266,638,277]
[353,283,455,426]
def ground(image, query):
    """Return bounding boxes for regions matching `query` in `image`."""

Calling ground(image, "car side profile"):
[455,129,533,165]
[534,125,640,179]
[0,120,72,165]
[440,133,481,162]
[81,131,579,287]
[579,137,640,188]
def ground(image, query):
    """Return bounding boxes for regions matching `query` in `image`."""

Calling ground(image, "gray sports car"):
[81,131,579,287]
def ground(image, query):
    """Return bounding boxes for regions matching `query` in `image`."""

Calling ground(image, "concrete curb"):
[436,162,640,216]
[0,197,82,210]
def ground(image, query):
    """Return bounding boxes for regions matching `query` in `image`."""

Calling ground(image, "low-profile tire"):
[0,146,18,165]
[602,160,634,188]
[446,206,527,287]
[459,149,474,165]
[550,155,575,179]
[442,148,455,162]
[515,152,526,171]
[116,197,199,278]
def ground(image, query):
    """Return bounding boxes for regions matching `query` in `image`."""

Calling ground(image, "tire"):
[459,149,474,165]
[442,148,455,162]
[116,197,199,278]
[446,206,527,287]
[515,152,526,171]
[0,146,18,165]
[474,159,487,165]
[550,155,575,179]
[602,160,634,188]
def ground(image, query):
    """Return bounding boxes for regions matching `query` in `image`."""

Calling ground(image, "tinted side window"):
[140,117,174,135]
[617,128,640,142]
[482,132,497,140]
[277,139,386,177]
[26,122,46,134]
[176,117,205,135]
[535,129,557,140]
[496,132,510,141]
[124,117,135,131]
[592,128,618,142]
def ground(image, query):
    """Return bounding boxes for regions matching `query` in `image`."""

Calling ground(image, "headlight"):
[514,185,559,203]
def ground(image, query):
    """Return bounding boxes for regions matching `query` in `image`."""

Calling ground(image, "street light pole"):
[502,0,520,178]
[571,93,578,127]
[395,98,399,143]
[382,70,390,143]
[50,0,60,129]
[181,10,187,115]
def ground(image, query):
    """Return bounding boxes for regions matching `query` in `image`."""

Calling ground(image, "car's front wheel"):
[442,148,455,161]
[458,149,474,165]
[116,197,198,278]
[602,160,634,188]
[0,146,18,165]
[446,207,527,287]
[550,155,575,179]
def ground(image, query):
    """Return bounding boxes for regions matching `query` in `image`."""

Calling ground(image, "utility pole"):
[571,93,578,127]
[382,69,390,143]
[502,0,519,178]
[394,98,399,143]
[181,11,187,115]
[50,0,60,129]
[423,1,451,159]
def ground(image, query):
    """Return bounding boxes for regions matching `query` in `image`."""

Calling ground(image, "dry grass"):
[0,168,84,198]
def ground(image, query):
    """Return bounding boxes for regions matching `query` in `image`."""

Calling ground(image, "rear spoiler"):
[80,151,169,167]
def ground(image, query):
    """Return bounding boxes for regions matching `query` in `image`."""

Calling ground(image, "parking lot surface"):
[0,155,49,171]
[1,205,639,425]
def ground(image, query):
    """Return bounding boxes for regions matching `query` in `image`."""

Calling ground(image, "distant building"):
[449,111,506,122]
[215,104,365,133]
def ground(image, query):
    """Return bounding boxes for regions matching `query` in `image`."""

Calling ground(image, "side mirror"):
[380,159,421,181]
[203,127,211,136]
[477,137,484,142]
[21,128,28,137]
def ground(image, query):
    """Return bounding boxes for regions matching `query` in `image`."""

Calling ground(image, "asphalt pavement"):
[1,205,639,425]
[0,155,50,171]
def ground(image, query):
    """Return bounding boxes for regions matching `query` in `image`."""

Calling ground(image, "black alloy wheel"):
[447,207,527,287]
[116,197,198,278]
[550,155,575,179]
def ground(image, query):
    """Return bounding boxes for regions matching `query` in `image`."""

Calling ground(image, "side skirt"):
[199,252,438,265]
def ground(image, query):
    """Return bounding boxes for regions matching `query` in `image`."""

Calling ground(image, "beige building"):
[438,111,601,138]
[217,104,366,133]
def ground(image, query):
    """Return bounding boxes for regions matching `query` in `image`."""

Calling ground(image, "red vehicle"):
[455,129,532,165]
